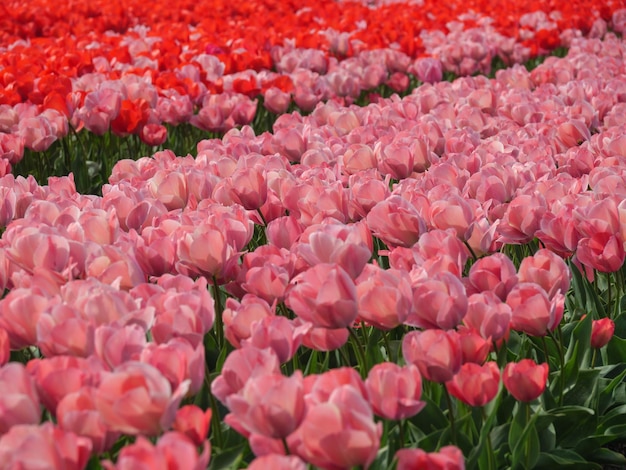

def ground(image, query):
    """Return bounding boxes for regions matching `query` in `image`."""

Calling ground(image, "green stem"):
[483,407,496,470]
[204,364,224,449]
[548,329,565,406]
[348,327,368,378]
[591,348,598,368]
[443,386,458,445]
[382,329,393,362]
[525,403,531,470]
[212,275,224,350]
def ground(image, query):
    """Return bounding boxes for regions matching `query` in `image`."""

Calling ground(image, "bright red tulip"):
[591,318,615,349]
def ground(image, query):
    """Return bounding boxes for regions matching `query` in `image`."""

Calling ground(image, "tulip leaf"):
[510,411,540,470]
[535,449,601,469]
[606,336,626,364]
[208,442,249,470]
[568,261,587,311]
[588,448,626,466]
[410,396,449,433]
[563,369,600,407]
[598,369,626,414]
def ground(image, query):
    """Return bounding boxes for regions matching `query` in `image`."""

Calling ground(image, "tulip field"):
[3,0,626,468]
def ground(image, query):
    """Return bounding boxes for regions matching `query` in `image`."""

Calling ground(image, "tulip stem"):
[483,407,496,470]
[282,437,290,455]
[443,386,457,445]
[398,419,406,447]
[548,329,565,406]
[204,365,224,449]
[382,330,393,361]
[212,276,224,350]
[591,348,598,368]
[525,403,531,470]
[349,327,368,378]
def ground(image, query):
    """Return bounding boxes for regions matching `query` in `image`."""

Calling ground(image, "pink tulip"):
[56,387,120,454]
[0,363,41,433]
[304,367,367,407]
[298,385,381,469]
[26,355,104,416]
[211,346,281,405]
[365,363,425,421]
[407,272,468,330]
[446,362,500,407]
[464,291,512,341]
[507,283,563,336]
[286,263,359,329]
[577,232,625,273]
[396,445,465,470]
[245,315,310,363]
[503,360,549,402]
[223,295,274,348]
[518,249,570,299]
[173,405,212,447]
[356,264,413,330]
[402,330,462,383]
[242,264,291,304]
[300,324,350,351]
[229,167,268,210]
[93,323,147,370]
[465,253,518,301]
[0,328,8,366]
[458,327,492,364]
[95,361,189,436]
[413,57,443,83]
[498,193,547,244]
[366,195,427,248]
[147,170,188,211]
[140,337,205,396]
[102,432,210,470]
[0,423,92,470]
[248,455,307,470]
[226,371,306,439]
[266,215,305,250]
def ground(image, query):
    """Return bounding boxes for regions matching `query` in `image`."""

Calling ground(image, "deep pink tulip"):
[0,328,9,367]
[304,367,368,406]
[0,423,92,470]
[298,385,381,469]
[503,359,549,402]
[458,327,492,364]
[396,445,465,470]
[446,362,500,407]
[402,330,462,383]
[577,232,625,273]
[498,193,547,244]
[226,371,306,439]
[591,318,615,349]
[365,363,425,421]
[95,361,189,436]
[286,263,358,329]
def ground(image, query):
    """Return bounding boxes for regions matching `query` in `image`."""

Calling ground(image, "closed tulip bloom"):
[465,253,518,301]
[286,263,359,329]
[365,363,425,421]
[458,327,492,364]
[226,371,306,439]
[304,367,368,406]
[173,405,212,447]
[402,330,462,383]
[298,385,381,469]
[518,249,571,300]
[396,445,465,470]
[446,362,500,407]
[591,318,615,349]
[245,315,310,364]
[356,264,413,330]
[407,272,468,330]
[503,360,549,402]
[463,291,512,342]
[366,196,427,248]
[507,283,562,336]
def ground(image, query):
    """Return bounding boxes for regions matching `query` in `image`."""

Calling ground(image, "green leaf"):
[563,369,600,407]
[598,367,626,414]
[410,396,449,433]
[589,448,626,466]
[607,336,626,363]
[209,442,249,470]
[510,411,540,470]
[535,449,601,469]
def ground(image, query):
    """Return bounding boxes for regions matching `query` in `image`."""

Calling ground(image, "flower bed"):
[1,1,626,469]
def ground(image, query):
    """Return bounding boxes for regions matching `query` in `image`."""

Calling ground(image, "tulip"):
[503,359,549,402]
[446,362,500,407]
[226,371,306,439]
[173,405,212,447]
[396,445,465,470]
[402,330,462,383]
[365,363,425,421]
[248,455,307,470]
[0,363,41,433]
[591,318,615,349]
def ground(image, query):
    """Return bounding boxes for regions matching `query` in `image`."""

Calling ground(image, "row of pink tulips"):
[0,32,626,468]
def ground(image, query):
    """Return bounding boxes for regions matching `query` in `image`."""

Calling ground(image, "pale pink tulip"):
[365,363,425,421]
[402,329,462,383]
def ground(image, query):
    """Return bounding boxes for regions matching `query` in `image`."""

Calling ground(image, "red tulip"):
[503,359,549,402]
[446,362,500,407]
[591,318,615,349]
